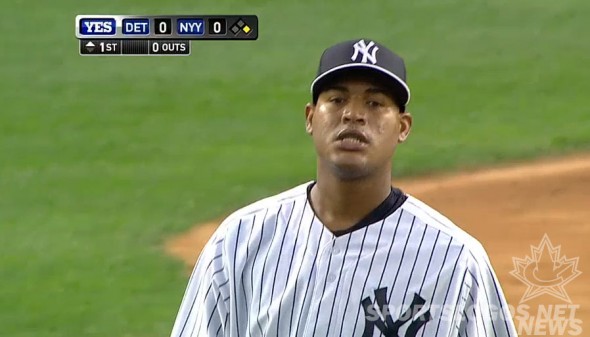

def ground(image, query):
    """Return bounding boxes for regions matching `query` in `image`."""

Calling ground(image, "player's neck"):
[310,169,392,233]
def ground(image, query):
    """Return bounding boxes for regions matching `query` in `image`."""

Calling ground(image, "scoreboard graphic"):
[76,15,258,56]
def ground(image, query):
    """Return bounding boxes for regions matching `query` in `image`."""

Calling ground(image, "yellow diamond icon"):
[242,25,251,34]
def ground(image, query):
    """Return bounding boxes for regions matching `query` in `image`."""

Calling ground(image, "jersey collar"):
[306,181,407,237]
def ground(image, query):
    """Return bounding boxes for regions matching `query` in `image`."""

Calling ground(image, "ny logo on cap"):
[351,39,379,64]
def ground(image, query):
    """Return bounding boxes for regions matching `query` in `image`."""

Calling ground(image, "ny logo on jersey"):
[361,287,431,337]
[351,39,379,64]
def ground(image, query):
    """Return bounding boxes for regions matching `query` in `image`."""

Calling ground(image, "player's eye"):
[367,100,383,108]
[329,97,345,104]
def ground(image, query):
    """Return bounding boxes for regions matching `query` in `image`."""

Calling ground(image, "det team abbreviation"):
[75,15,258,56]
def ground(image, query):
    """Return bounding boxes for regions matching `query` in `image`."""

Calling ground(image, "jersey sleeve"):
[458,249,518,337]
[169,222,232,337]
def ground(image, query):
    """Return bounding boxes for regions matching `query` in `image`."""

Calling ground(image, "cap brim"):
[310,63,411,106]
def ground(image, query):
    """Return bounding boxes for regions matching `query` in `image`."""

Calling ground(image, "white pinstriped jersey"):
[170,181,518,337]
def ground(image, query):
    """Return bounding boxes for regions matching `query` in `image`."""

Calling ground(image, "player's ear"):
[398,111,412,143]
[305,103,314,135]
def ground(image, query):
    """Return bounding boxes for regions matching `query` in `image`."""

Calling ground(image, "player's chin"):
[329,155,372,180]
[330,151,368,165]
[333,165,372,181]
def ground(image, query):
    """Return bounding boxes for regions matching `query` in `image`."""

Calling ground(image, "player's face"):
[305,77,412,180]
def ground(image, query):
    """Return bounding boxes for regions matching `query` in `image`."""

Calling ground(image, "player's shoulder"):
[226,180,310,220]
[214,180,311,233]
[401,193,491,263]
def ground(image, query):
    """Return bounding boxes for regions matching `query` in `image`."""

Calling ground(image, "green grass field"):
[1,0,589,336]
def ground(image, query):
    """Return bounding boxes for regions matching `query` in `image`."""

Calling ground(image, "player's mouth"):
[334,129,370,151]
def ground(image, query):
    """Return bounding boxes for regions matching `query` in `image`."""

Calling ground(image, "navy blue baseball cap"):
[310,38,410,109]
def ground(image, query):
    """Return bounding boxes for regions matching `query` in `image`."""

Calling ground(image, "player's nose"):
[341,99,367,125]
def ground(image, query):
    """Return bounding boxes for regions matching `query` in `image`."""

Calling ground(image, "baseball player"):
[169,38,518,337]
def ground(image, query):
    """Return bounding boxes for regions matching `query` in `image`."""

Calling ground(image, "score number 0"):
[154,18,172,35]
[208,18,227,35]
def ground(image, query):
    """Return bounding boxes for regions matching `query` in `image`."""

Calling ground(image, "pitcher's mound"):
[166,154,590,336]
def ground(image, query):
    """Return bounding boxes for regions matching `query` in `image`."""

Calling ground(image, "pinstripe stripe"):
[486,264,513,336]
[240,215,255,337]
[276,200,308,334]
[224,313,229,334]
[232,219,243,337]
[288,212,316,336]
[266,201,296,323]
[336,226,369,337]
[399,223,428,315]
[310,240,336,336]
[207,290,223,330]
[215,318,223,337]
[418,230,441,293]
[387,215,416,304]
[325,231,354,331]
[420,238,453,337]
[251,209,268,336]
[256,204,282,332]
[433,245,465,336]
[294,222,326,336]
[378,209,404,288]
[469,252,498,337]
[446,269,470,336]
[463,278,487,336]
